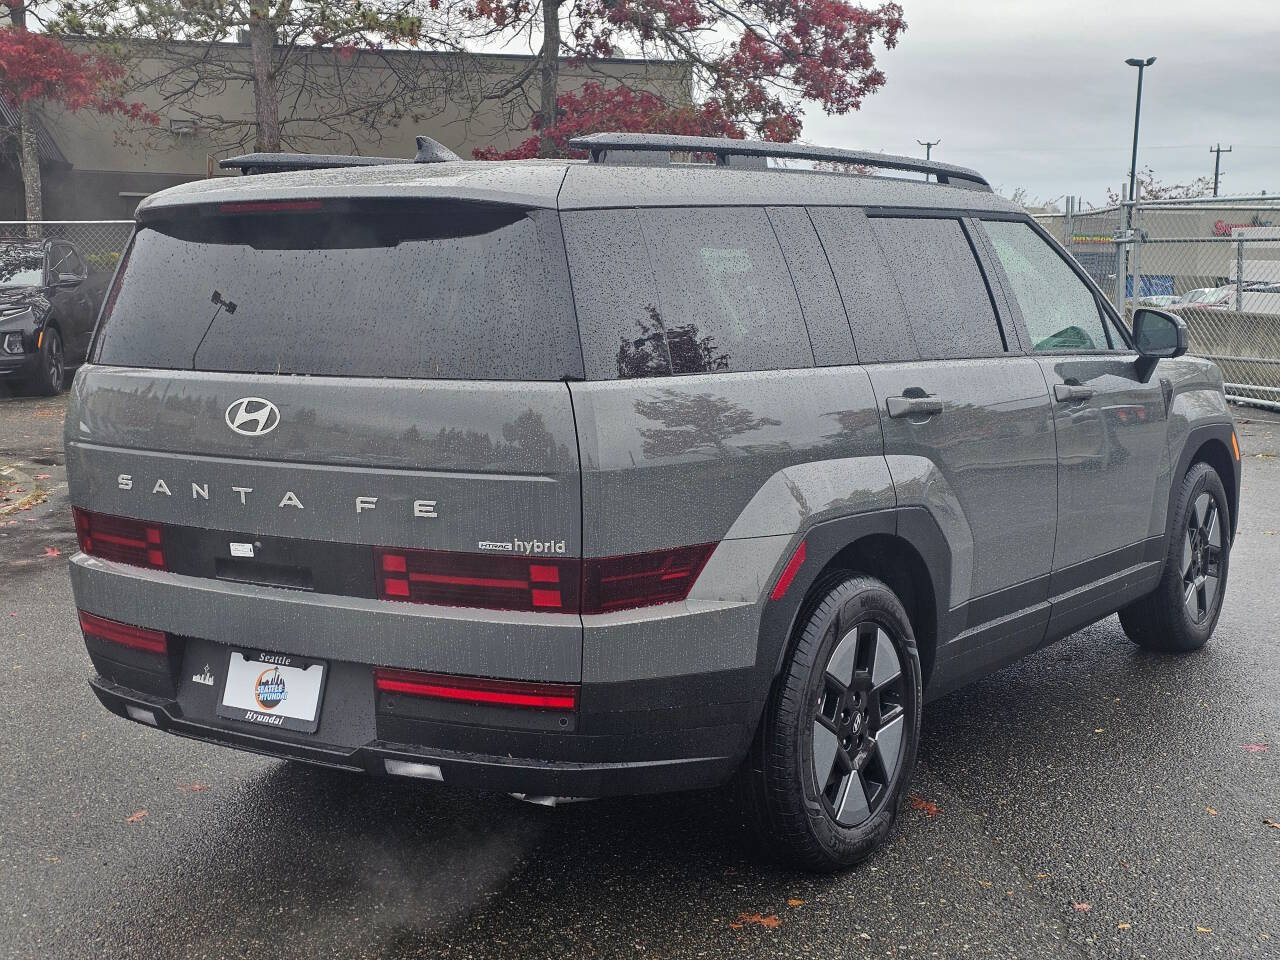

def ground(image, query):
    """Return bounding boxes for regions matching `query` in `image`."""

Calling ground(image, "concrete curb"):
[0,461,51,517]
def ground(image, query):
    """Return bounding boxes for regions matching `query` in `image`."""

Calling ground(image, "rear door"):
[70,198,586,682]
[978,218,1171,631]
[811,209,1057,667]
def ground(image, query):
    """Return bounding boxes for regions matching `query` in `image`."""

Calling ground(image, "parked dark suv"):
[65,134,1240,870]
[0,238,106,394]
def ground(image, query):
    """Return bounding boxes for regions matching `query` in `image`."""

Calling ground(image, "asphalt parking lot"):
[2,389,1277,960]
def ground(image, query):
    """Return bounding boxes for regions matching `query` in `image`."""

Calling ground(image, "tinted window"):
[869,217,1004,359]
[95,202,582,380]
[565,207,813,378]
[766,207,855,366]
[806,206,917,363]
[560,208,666,380]
[50,244,85,278]
[982,220,1112,352]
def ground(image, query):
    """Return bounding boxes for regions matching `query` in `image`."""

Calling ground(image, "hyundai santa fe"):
[65,133,1240,870]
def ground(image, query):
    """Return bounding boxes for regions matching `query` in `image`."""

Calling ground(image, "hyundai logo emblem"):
[225,397,281,437]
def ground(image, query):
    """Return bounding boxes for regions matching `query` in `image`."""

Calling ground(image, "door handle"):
[1054,383,1095,403]
[886,395,944,419]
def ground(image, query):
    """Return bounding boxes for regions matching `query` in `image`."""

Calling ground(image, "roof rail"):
[221,135,461,175]
[567,133,992,191]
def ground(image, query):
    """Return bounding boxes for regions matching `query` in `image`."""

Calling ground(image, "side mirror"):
[1132,308,1187,376]
[55,272,83,286]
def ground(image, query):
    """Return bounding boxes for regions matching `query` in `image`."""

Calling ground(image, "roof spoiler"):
[567,133,992,191]
[220,135,461,175]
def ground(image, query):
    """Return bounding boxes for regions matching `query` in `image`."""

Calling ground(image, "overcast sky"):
[801,0,1280,207]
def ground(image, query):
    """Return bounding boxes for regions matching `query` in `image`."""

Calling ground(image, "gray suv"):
[65,134,1240,871]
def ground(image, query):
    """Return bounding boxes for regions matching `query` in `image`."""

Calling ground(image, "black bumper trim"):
[89,676,739,796]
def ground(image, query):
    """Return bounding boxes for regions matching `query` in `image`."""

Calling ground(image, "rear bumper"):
[69,546,771,797]
[88,674,745,796]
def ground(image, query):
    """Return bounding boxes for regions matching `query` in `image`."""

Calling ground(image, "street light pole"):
[1124,57,1155,227]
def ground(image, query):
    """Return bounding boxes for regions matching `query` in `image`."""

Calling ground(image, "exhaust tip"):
[125,704,159,727]
[384,759,444,781]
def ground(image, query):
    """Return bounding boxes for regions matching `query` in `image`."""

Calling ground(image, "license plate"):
[216,650,327,733]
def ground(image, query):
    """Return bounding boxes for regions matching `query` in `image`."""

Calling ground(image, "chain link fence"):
[1038,198,1280,413]
[0,220,134,274]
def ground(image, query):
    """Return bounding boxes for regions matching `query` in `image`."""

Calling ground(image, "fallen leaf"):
[735,913,781,930]
[1197,926,1213,934]
[1206,806,1218,816]
[786,898,805,908]
[42,546,60,557]
[1263,819,1280,830]
[126,809,147,824]
[1036,872,1050,879]
[34,474,49,480]
[1072,902,1092,912]
[977,879,992,889]
[1094,728,1105,734]
[1118,922,1131,930]
[1242,743,1270,753]
[909,794,940,817]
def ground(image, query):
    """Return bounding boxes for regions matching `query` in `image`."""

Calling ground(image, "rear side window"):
[806,206,917,363]
[868,217,1005,359]
[563,206,813,379]
[94,201,583,380]
[982,219,1113,352]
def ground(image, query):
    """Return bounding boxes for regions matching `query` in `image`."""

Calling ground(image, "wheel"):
[741,573,922,871]
[27,326,66,395]
[1119,462,1231,652]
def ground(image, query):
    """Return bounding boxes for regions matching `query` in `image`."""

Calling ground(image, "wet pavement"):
[2,392,1277,959]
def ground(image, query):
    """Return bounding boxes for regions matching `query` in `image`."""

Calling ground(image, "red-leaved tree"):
[473,81,745,159]
[0,2,156,221]
[464,0,905,156]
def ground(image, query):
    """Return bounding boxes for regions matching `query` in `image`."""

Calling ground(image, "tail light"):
[78,610,168,654]
[375,547,579,612]
[581,543,715,614]
[374,668,578,711]
[374,543,716,615]
[73,508,165,570]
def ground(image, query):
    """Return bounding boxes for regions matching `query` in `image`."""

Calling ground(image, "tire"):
[740,573,922,871]
[26,326,66,396]
[1119,462,1231,652]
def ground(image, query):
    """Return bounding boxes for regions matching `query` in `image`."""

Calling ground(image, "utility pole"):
[917,139,940,181]
[1210,143,1232,197]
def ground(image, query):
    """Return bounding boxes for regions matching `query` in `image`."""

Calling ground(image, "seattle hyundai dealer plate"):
[216,650,327,733]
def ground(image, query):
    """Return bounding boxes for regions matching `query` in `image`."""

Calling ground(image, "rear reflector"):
[770,540,807,601]
[581,543,716,614]
[374,668,578,711]
[375,547,579,613]
[78,610,168,655]
[73,508,165,570]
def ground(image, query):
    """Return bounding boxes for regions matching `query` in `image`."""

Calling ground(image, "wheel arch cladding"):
[758,508,947,697]
[1174,423,1239,538]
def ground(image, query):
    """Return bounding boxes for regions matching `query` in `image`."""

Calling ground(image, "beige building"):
[0,41,690,220]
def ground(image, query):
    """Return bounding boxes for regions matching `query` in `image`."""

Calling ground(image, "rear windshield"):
[94,201,583,380]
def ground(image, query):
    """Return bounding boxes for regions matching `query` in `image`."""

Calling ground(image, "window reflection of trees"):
[615,307,730,379]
